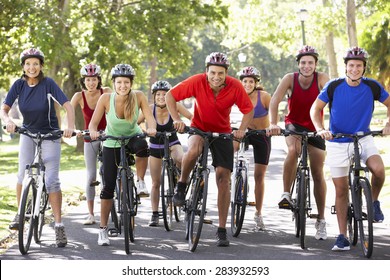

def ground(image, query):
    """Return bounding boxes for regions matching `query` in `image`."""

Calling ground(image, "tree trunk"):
[148,57,158,104]
[325,32,338,79]
[346,0,358,47]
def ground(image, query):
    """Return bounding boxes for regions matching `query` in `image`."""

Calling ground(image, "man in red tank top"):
[268,46,330,241]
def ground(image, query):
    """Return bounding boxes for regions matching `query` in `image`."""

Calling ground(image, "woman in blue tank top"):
[138,80,193,226]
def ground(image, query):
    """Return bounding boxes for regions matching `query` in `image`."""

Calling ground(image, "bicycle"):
[331,130,383,258]
[230,129,266,237]
[12,126,75,255]
[154,131,182,231]
[91,133,145,255]
[182,126,231,252]
[279,129,319,249]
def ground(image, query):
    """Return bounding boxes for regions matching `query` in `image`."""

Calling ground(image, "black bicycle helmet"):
[111,64,135,79]
[295,45,319,62]
[237,66,261,81]
[205,52,230,69]
[151,80,172,93]
[80,63,101,77]
[343,47,368,65]
[20,48,45,65]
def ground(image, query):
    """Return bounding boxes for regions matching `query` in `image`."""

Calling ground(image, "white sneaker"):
[83,214,96,225]
[315,219,327,240]
[137,180,149,197]
[254,213,265,231]
[98,227,110,246]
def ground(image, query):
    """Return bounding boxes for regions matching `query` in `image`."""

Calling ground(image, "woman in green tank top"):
[88,63,156,246]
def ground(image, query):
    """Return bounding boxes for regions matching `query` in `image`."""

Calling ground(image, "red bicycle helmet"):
[295,45,319,62]
[237,66,261,81]
[151,80,172,93]
[80,63,101,77]
[205,52,230,69]
[343,47,368,64]
[20,48,45,65]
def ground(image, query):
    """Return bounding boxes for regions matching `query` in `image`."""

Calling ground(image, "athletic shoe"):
[98,227,110,246]
[254,213,265,231]
[9,214,19,230]
[149,214,159,227]
[216,227,230,247]
[55,226,67,248]
[136,180,149,197]
[332,234,350,251]
[278,192,292,209]
[373,200,384,222]
[315,219,327,240]
[83,214,96,225]
[173,182,187,207]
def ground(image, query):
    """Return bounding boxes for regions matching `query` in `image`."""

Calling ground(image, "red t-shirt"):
[82,89,106,142]
[170,73,253,133]
[285,72,323,131]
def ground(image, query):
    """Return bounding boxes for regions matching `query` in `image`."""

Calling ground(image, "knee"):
[100,189,114,199]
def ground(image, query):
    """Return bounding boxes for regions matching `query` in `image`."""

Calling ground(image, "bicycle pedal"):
[138,193,150,198]
[203,219,213,224]
[278,203,292,210]
[107,228,119,237]
[247,201,256,206]
[309,214,319,219]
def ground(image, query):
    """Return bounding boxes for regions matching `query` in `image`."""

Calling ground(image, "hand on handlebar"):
[145,127,157,137]
[266,124,281,136]
[173,120,186,133]
[316,129,333,140]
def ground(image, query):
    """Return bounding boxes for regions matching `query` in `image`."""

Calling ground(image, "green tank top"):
[104,92,141,148]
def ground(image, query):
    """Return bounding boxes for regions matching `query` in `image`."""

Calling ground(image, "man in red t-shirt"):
[267,45,329,241]
[166,52,253,247]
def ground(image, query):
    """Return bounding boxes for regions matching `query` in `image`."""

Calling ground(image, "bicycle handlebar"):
[280,129,318,137]
[7,126,76,139]
[184,126,232,139]
[332,130,383,139]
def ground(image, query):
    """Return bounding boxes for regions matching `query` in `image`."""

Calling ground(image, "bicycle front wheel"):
[231,165,248,237]
[120,169,131,255]
[298,169,308,249]
[356,179,374,258]
[188,171,208,252]
[161,161,174,231]
[19,178,36,255]
[34,187,48,243]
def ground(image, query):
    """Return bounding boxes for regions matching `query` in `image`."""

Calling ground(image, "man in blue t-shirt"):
[310,47,390,251]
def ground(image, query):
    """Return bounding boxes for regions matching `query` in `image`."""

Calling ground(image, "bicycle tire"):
[173,165,183,222]
[293,174,300,238]
[161,161,174,231]
[231,164,248,237]
[347,202,358,245]
[34,186,48,243]
[185,169,197,241]
[298,169,307,249]
[356,178,374,258]
[128,177,136,243]
[19,178,35,255]
[120,169,131,255]
[188,170,208,252]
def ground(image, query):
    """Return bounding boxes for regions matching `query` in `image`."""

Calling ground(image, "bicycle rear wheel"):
[34,187,48,243]
[347,202,358,245]
[120,169,131,255]
[161,161,174,231]
[188,171,208,252]
[231,164,248,237]
[356,179,374,258]
[298,169,308,249]
[19,178,35,255]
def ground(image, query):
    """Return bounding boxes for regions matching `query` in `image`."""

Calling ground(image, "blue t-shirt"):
[4,77,69,134]
[318,77,389,142]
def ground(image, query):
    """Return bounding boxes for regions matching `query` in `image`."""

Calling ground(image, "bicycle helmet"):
[343,46,368,65]
[80,63,101,77]
[205,52,230,69]
[151,80,172,93]
[20,48,45,65]
[237,66,261,81]
[295,45,319,62]
[111,64,135,79]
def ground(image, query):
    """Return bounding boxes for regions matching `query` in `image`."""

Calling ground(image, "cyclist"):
[88,63,156,246]
[0,47,75,247]
[70,63,112,225]
[237,66,271,231]
[138,80,193,226]
[267,45,329,240]
[311,46,390,251]
[166,52,254,246]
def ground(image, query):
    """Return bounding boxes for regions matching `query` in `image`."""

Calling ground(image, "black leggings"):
[100,138,149,199]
